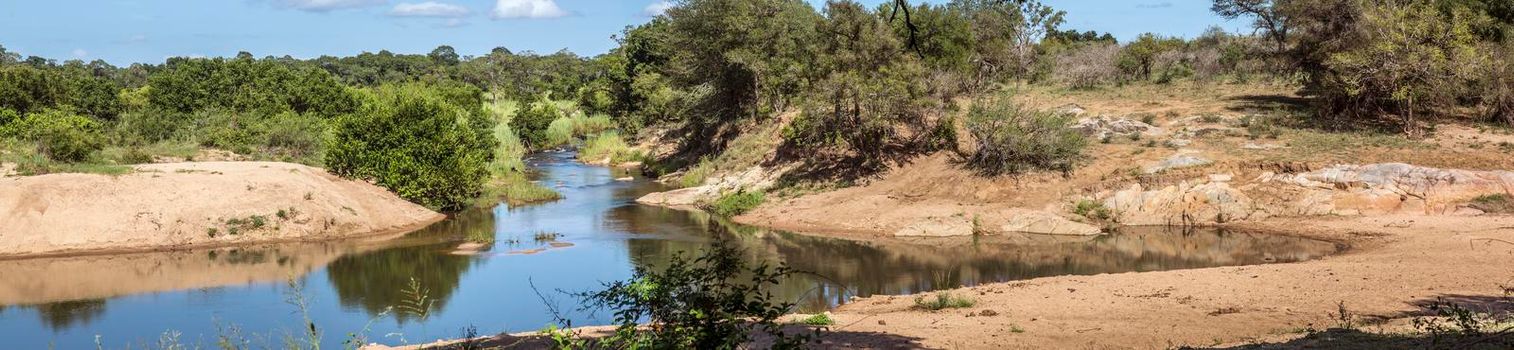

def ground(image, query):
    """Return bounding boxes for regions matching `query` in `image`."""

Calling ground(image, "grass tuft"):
[914,292,976,310]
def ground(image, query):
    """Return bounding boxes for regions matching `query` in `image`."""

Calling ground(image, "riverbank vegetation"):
[5,0,1506,210]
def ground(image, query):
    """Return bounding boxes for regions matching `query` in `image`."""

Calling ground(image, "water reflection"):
[35,299,108,330]
[0,151,1341,349]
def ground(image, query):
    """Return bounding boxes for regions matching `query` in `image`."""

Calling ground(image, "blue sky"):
[0,0,1243,65]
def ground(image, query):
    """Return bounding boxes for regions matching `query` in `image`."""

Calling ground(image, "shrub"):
[577,241,818,349]
[251,111,327,164]
[325,84,496,211]
[799,313,834,326]
[577,132,643,165]
[913,292,975,310]
[1073,199,1112,221]
[710,190,765,217]
[513,98,561,149]
[964,100,1087,176]
[1,109,105,162]
[1310,3,1488,134]
[1053,43,1121,89]
[1470,194,1513,213]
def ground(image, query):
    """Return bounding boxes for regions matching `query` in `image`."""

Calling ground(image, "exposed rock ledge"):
[1102,163,1513,226]
[0,162,445,258]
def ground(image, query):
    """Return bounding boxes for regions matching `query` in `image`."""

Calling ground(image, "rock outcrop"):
[1100,163,1514,226]
[636,166,786,209]
[1071,116,1164,140]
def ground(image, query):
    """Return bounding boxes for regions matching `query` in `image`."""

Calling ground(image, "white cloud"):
[491,0,568,19]
[643,1,671,17]
[274,0,387,12]
[390,1,470,17]
[71,49,88,58]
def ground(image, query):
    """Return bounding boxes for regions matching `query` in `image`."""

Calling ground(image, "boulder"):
[996,210,1103,236]
[1146,153,1212,174]
[1071,116,1164,140]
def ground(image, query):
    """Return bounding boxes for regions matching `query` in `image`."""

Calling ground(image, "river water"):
[0,151,1341,349]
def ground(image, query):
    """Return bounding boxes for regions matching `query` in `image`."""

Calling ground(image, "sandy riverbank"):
[0,162,444,258]
[369,214,1512,349]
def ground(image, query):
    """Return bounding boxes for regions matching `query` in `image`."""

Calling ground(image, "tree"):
[1212,0,1291,52]
[429,45,460,66]
[325,84,496,211]
[1,109,104,162]
[784,1,937,170]
[1315,2,1487,135]
[1117,33,1184,81]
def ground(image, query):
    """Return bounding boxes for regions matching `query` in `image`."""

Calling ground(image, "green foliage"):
[578,241,818,349]
[1,109,104,162]
[325,84,496,211]
[1073,199,1112,221]
[964,99,1087,176]
[1314,2,1487,133]
[513,97,563,149]
[782,1,947,170]
[913,292,975,310]
[1117,33,1185,81]
[1469,193,1513,213]
[577,131,643,165]
[709,190,765,217]
[799,313,835,326]
[147,57,357,117]
[0,64,121,120]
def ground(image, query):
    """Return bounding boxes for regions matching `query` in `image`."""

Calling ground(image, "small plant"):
[800,313,835,326]
[709,190,765,217]
[539,323,584,350]
[964,99,1087,176]
[1073,199,1112,221]
[1470,194,1513,213]
[1137,113,1157,125]
[1010,324,1025,333]
[276,209,289,220]
[206,228,219,238]
[914,292,976,310]
[576,241,819,349]
[533,231,562,243]
[397,277,435,321]
[1332,301,1356,330]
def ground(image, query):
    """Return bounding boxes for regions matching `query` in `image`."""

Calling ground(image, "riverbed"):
[0,151,1340,349]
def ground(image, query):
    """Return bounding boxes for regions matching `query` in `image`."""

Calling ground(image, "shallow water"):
[0,151,1341,349]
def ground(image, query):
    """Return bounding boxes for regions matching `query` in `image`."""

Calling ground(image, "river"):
[0,151,1341,349]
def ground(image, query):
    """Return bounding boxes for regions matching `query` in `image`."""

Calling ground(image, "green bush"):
[578,241,818,349]
[913,292,975,310]
[2,109,105,162]
[513,98,561,149]
[800,313,834,326]
[1073,199,1112,221]
[964,100,1087,176]
[1470,194,1513,214]
[325,84,496,211]
[709,190,765,217]
[577,132,643,164]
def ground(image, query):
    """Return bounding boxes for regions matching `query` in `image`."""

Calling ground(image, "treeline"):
[588,0,1298,177]
[1212,0,1514,133]
[0,44,607,211]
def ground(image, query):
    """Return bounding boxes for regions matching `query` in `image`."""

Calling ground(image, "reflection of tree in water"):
[325,243,481,322]
[33,299,107,330]
[621,220,1340,312]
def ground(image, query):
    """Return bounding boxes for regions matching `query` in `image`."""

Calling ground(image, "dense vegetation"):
[0,43,609,210]
[2,0,1510,209]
